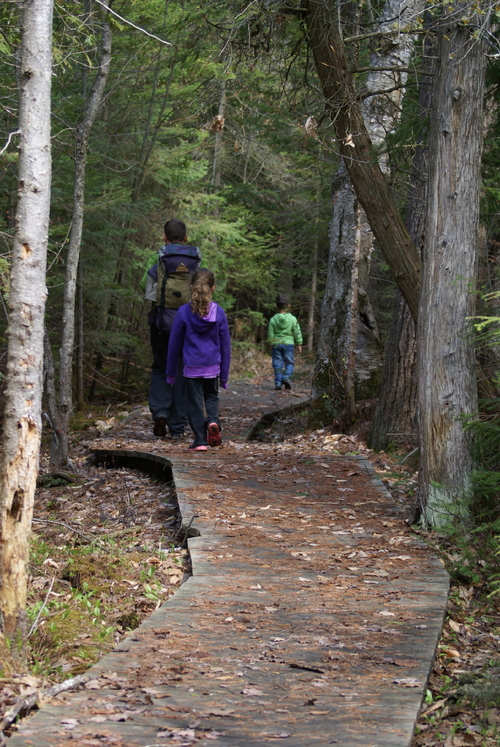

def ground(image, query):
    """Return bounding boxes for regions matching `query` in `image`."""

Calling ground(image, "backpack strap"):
[159,267,168,308]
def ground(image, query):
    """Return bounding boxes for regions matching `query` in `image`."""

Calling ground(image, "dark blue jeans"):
[185,377,220,446]
[271,344,295,387]
[148,325,187,435]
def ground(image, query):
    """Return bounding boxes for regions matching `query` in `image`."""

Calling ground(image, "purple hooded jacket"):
[166,302,231,387]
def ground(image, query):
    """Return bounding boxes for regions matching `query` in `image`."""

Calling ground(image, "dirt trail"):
[7,369,449,747]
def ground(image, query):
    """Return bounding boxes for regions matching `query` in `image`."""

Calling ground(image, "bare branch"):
[94,0,171,46]
[32,517,103,546]
[344,26,426,44]
[27,576,55,637]
[0,130,20,156]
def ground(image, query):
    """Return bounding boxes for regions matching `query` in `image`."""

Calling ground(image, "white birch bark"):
[0,0,53,660]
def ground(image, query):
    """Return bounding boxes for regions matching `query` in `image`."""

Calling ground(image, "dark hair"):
[276,294,289,310]
[191,268,215,318]
[164,218,187,243]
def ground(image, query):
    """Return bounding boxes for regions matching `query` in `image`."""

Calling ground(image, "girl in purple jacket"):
[166,269,231,451]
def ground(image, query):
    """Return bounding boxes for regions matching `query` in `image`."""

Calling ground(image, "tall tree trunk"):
[314,163,358,423]
[76,258,84,409]
[370,294,418,449]
[49,15,111,467]
[418,11,487,527]
[0,0,53,665]
[307,234,318,354]
[370,34,436,450]
[211,78,226,190]
[345,202,362,420]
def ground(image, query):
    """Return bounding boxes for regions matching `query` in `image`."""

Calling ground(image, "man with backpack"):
[141,219,201,438]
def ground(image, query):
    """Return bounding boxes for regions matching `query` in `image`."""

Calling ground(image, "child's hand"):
[297,345,302,354]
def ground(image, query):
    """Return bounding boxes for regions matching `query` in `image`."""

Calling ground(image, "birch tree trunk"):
[47,15,111,467]
[0,0,53,665]
[312,0,422,418]
[418,12,487,527]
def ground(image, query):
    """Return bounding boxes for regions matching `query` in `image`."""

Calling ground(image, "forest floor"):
[1,359,500,746]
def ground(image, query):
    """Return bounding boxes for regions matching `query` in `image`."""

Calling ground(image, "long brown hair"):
[190,268,215,318]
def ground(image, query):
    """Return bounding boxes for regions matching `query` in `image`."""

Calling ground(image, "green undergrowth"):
[455,667,500,708]
[27,526,187,680]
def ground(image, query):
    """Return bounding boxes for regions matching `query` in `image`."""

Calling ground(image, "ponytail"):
[190,268,215,318]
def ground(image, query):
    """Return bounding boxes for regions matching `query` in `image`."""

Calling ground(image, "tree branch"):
[0,130,20,156]
[0,675,90,734]
[344,26,427,44]
[94,0,171,46]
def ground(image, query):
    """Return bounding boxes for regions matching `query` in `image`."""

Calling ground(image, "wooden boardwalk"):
[8,439,449,747]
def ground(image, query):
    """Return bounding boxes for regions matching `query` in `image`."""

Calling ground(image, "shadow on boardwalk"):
[8,370,449,747]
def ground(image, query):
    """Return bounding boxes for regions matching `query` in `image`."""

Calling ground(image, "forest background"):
[0,0,500,668]
[0,0,336,400]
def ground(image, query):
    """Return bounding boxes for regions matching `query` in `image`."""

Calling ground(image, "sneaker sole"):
[188,445,208,452]
[207,422,222,447]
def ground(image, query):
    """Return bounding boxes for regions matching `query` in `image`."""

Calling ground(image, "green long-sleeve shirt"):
[267,312,303,346]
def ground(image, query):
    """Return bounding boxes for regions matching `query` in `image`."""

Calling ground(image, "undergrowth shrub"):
[458,289,500,595]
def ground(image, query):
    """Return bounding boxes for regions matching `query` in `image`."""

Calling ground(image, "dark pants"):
[185,377,220,446]
[148,325,187,435]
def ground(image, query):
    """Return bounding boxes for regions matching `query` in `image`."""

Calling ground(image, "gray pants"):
[148,325,187,435]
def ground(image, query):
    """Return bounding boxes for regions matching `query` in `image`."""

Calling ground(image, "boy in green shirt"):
[267,295,303,391]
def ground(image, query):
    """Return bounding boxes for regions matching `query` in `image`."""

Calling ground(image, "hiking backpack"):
[144,244,201,332]
[156,260,192,309]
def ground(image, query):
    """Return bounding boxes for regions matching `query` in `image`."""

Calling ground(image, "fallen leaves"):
[394,678,424,687]
[12,391,487,747]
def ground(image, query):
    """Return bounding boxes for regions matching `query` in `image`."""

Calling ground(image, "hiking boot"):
[207,422,222,447]
[188,443,208,452]
[275,385,282,391]
[283,380,291,390]
[153,417,167,437]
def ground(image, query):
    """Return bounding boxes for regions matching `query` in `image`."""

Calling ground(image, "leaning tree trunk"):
[418,11,487,527]
[313,0,422,422]
[48,15,111,468]
[305,0,422,320]
[0,0,53,666]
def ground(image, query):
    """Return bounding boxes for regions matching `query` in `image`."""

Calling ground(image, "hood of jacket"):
[189,301,218,332]
[272,313,295,332]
